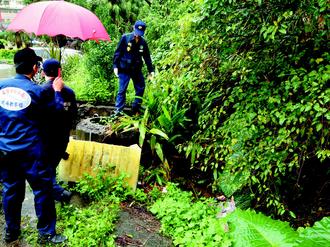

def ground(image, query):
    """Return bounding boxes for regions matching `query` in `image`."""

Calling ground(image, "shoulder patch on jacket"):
[0,87,31,111]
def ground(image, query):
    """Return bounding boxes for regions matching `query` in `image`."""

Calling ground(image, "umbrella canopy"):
[7,1,110,42]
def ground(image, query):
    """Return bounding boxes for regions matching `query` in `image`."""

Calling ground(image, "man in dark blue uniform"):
[41,58,77,203]
[0,48,66,244]
[113,20,154,115]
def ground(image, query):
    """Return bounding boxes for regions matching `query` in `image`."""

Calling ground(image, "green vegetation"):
[63,50,114,104]
[137,0,329,222]
[22,166,133,246]
[0,49,16,63]
[150,184,232,246]
[54,169,127,246]
[7,0,328,243]
[151,184,330,247]
[59,0,330,224]
[19,175,329,247]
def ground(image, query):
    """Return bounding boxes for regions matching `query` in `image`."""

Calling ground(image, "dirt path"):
[114,203,172,247]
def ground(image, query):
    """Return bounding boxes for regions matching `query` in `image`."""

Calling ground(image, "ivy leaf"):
[279,116,286,125]
[325,112,330,120]
[316,123,323,132]
[279,28,287,34]
[315,58,324,64]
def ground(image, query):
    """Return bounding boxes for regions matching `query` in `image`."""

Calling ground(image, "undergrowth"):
[19,174,329,246]
[22,165,133,246]
[150,183,330,247]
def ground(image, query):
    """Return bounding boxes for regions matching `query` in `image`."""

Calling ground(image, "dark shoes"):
[38,233,67,244]
[4,230,20,243]
[60,190,73,203]
[5,231,66,245]
[131,107,140,116]
[132,106,145,116]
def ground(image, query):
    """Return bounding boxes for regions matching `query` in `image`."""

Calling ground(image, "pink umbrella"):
[7,1,110,42]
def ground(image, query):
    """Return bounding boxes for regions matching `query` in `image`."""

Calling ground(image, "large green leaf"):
[295,217,330,247]
[228,209,298,247]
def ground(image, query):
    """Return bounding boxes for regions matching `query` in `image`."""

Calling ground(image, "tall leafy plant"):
[141,0,329,219]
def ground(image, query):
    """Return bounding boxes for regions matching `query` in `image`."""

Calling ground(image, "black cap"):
[14,48,42,68]
[42,58,61,77]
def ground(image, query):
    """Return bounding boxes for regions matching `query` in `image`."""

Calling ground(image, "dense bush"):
[62,51,114,104]
[140,0,329,221]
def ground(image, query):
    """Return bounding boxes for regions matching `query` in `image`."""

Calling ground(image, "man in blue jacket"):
[0,48,66,244]
[41,58,77,203]
[113,20,154,115]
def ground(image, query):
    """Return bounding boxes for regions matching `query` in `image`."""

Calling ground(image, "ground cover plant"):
[10,176,330,247]
[20,166,133,246]
[56,166,134,246]
[151,183,330,247]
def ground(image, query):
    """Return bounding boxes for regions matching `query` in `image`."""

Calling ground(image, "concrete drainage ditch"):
[75,104,139,145]
[75,116,139,146]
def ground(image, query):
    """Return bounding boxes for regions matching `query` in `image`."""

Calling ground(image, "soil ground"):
[0,185,172,247]
[114,202,172,247]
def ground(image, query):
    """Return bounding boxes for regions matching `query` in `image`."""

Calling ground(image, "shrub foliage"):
[141,0,329,218]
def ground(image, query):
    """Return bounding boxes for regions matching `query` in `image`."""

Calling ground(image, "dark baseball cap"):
[134,20,146,36]
[14,48,42,68]
[42,58,61,77]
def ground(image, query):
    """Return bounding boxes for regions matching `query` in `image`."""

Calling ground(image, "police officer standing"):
[41,58,77,203]
[0,48,67,244]
[113,20,154,115]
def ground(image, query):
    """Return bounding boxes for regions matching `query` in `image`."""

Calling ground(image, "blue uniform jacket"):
[41,80,77,158]
[113,32,154,73]
[0,74,64,154]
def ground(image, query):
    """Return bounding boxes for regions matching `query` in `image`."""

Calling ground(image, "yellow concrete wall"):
[58,139,141,191]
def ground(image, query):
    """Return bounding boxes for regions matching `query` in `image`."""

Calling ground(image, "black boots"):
[38,233,67,244]
[60,190,73,203]
[4,231,67,244]
[4,230,20,243]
